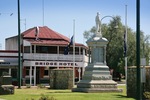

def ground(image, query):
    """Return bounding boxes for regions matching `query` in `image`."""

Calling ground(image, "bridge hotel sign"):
[35,62,78,66]
[24,61,82,67]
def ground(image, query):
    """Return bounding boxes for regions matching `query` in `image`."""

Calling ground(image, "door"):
[36,67,40,84]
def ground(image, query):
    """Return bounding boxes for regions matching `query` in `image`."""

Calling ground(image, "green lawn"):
[0,86,135,100]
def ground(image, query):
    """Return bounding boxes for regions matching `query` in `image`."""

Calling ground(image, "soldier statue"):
[95,12,102,38]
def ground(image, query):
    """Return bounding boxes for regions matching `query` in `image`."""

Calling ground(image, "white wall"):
[5,36,18,50]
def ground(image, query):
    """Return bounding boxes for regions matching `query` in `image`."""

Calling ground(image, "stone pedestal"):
[0,74,14,95]
[72,37,122,92]
[0,85,14,95]
[49,69,73,89]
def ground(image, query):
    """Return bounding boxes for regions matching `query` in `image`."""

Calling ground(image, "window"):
[44,70,48,76]
[25,67,34,76]
[24,46,30,53]
[59,46,65,54]
[41,46,48,53]
[11,69,17,78]
[48,46,57,54]
[0,69,9,76]
[44,68,49,76]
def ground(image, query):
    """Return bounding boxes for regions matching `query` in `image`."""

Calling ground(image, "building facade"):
[2,26,88,86]
[0,50,18,85]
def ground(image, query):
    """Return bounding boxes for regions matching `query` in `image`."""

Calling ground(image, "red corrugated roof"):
[22,26,70,42]
[22,26,87,48]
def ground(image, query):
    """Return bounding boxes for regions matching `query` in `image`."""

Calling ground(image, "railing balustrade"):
[0,52,88,62]
[23,53,88,62]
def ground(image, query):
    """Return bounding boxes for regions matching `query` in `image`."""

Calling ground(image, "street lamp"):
[17,0,21,89]
[0,12,13,50]
[0,13,13,16]
[136,0,141,100]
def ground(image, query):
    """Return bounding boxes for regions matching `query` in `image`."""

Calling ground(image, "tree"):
[83,16,150,75]
[140,34,150,65]
[103,16,126,73]
[83,26,96,40]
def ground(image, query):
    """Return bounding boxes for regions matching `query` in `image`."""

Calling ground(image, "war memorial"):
[72,13,122,92]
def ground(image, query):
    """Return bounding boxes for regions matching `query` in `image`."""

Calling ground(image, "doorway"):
[36,67,40,84]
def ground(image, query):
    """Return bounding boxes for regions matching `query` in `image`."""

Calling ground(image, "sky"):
[0,0,150,49]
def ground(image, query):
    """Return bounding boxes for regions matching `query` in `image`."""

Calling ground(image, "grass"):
[0,85,135,100]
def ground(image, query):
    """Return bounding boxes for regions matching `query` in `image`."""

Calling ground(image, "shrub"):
[39,94,56,100]
[26,84,31,88]
[37,84,45,88]
[143,92,150,99]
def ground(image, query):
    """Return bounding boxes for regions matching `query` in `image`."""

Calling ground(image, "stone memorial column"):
[72,13,122,93]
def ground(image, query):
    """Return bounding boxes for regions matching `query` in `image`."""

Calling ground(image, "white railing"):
[0,52,88,62]
[0,52,18,56]
[23,53,88,62]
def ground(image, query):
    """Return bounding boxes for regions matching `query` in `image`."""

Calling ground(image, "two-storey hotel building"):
[0,26,88,86]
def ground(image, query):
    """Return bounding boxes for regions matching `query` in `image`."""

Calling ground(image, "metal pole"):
[17,0,21,89]
[73,19,75,87]
[136,0,141,100]
[125,5,128,94]
[42,0,45,26]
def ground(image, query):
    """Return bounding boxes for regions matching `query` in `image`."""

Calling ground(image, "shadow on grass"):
[114,94,136,99]
[47,92,71,93]
[46,90,72,93]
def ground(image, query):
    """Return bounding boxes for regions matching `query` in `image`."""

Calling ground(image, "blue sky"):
[0,0,149,49]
